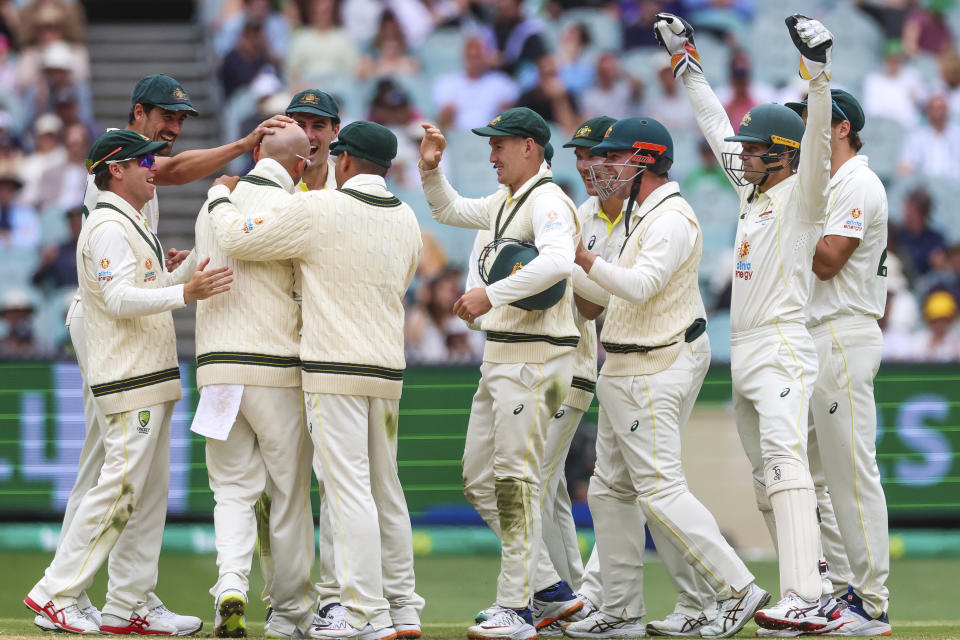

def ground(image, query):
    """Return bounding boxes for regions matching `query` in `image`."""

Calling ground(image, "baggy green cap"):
[330,121,397,169]
[544,142,554,164]
[130,74,198,116]
[591,116,674,162]
[472,107,550,147]
[724,103,805,148]
[786,88,865,132]
[563,116,617,148]
[286,89,341,122]
[487,242,566,311]
[87,129,169,174]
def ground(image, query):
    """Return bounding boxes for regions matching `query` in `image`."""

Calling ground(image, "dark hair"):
[832,116,863,151]
[351,155,388,177]
[127,102,156,124]
[93,166,112,190]
[907,187,932,217]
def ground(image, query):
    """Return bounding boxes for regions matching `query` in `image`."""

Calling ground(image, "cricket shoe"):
[754,593,843,634]
[701,584,771,638]
[475,604,500,623]
[564,594,598,623]
[755,629,803,637]
[467,607,537,640]
[25,598,99,634]
[394,624,421,639]
[147,605,202,635]
[561,611,645,638]
[815,588,890,636]
[35,604,101,632]
[100,612,177,635]
[265,618,309,638]
[539,621,564,637]
[309,618,397,640]
[644,611,709,637]
[214,590,247,637]
[532,581,583,628]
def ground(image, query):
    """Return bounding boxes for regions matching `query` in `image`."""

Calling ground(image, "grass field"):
[1,553,958,639]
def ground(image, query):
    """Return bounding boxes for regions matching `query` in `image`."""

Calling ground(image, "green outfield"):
[0,554,958,639]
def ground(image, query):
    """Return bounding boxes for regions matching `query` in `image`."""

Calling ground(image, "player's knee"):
[588,474,633,505]
[753,477,772,513]
[764,456,814,498]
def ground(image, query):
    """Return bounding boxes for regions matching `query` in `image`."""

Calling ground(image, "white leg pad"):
[764,457,821,602]
[753,478,778,553]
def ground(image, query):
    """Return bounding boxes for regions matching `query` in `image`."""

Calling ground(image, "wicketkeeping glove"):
[654,13,703,78]
[785,14,833,80]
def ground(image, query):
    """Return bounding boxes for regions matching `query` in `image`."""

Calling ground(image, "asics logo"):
[514,404,524,415]
[780,387,791,397]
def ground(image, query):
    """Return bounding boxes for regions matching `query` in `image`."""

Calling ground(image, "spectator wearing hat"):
[887,290,960,361]
[51,85,101,144]
[219,17,276,99]
[0,166,39,248]
[21,39,94,131]
[0,288,43,359]
[433,35,519,131]
[19,112,64,206]
[15,0,89,89]
[899,93,960,180]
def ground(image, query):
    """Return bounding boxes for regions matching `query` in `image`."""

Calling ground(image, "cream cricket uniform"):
[682,64,832,601]
[196,159,316,633]
[208,174,425,632]
[29,190,194,620]
[807,154,890,616]
[422,163,578,608]
[583,182,754,619]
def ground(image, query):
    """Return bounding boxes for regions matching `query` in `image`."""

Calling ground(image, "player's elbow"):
[812,260,839,281]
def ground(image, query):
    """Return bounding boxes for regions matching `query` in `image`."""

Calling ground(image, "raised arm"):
[206,181,311,261]
[418,123,494,230]
[788,15,834,225]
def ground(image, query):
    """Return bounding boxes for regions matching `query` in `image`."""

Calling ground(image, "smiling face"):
[293,113,339,163]
[574,147,603,195]
[589,147,644,200]
[136,106,188,155]
[110,155,158,207]
[488,136,531,187]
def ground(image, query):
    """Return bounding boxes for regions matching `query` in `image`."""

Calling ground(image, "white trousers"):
[732,322,821,600]
[462,354,573,609]
[808,425,853,597]
[206,385,316,633]
[591,336,753,619]
[46,314,164,614]
[304,392,424,630]
[30,400,174,619]
[809,316,889,616]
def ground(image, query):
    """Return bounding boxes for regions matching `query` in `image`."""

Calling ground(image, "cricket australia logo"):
[137,410,151,434]
[510,261,524,275]
[302,92,320,104]
[172,87,189,101]
[740,112,752,127]
[735,240,752,281]
[490,115,502,126]
[575,125,592,138]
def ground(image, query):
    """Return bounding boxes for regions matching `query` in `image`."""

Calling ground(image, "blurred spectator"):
[286,0,359,87]
[556,22,595,94]
[219,18,275,99]
[0,289,42,359]
[0,0,18,48]
[879,249,921,334]
[15,0,88,88]
[356,9,421,80]
[918,243,960,301]
[367,78,423,187]
[646,62,697,130]
[36,121,87,212]
[491,0,547,75]
[893,187,946,279]
[237,73,289,172]
[19,113,64,207]
[0,35,16,105]
[857,0,911,42]
[213,0,290,60]
[0,167,39,248]
[433,35,519,130]
[715,49,776,129]
[899,93,960,180]
[902,0,955,57]
[342,0,434,49]
[52,87,100,144]
[886,290,960,360]
[862,41,925,127]
[580,51,643,120]
[683,138,727,193]
[0,128,22,167]
[681,0,755,40]
[22,40,94,130]
[517,54,581,132]
[32,206,80,290]
[938,47,960,119]
[622,0,677,49]
[405,267,480,363]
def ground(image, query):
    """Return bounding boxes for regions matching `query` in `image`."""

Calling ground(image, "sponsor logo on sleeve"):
[98,257,113,281]
[143,258,156,282]
[843,208,863,231]
[242,216,264,234]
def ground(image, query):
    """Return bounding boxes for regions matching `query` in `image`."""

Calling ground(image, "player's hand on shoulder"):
[785,14,833,79]
[653,13,702,78]
[418,123,446,171]
[212,175,240,192]
[184,257,233,303]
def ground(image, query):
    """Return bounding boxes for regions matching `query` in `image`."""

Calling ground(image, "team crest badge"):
[490,115,502,126]
[576,125,592,138]
[741,112,752,127]
[138,410,150,427]
[511,261,524,275]
[851,208,862,219]
[172,87,188,101]
[145,258,152,270]
[603,125,613,138]
[100,258,110,269]
[302,92,319,104]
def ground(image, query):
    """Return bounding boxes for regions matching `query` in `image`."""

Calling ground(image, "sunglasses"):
[108,154,156,169]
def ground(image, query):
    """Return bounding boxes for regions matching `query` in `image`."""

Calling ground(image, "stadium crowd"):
[1,0,960,362]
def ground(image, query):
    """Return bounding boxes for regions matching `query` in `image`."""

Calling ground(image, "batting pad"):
[765,457,821,601]
[753,477,778,554]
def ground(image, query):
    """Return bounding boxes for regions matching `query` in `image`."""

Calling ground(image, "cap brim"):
[589,140,627,155]
[286,106,340,121]
[785,101,806,116]
[562,138,599,149]
[145,102,199,117]
[471,125,512,138]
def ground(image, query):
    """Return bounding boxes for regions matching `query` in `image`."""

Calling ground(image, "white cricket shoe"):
[25,598,100,634]
[33,614,58,632]
[148,605,203,636]
[467,607,537,640]
[755,629,802,637]
[265,619,309,638]
[539,621,564,637]
[644,611,709,637]
[533,581,583,629]
[817,605,891,636]
[100,612,177,635]
[562,611,645,638]
[394,623,421,639]
[309,610,396,640]
[475,603,501,623]
[214,590,247,638]
[564,594,598,623]
[701,584,771,638]
[753,593,843,634]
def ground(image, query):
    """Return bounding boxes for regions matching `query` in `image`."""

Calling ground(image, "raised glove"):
[654,13,703,78]
[785,14,833,80]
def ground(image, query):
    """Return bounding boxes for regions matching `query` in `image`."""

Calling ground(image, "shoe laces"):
[149,605,172,618]
[484,608,524,627]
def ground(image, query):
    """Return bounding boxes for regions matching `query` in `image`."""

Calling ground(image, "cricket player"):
[26,129,232,634]
[37,73,290,634]
[562,117,767,639]
[658,12,844,632]
[419,108,583,639]
[206,121,424,640]
[785,89,892,636]
[195,125,317,638]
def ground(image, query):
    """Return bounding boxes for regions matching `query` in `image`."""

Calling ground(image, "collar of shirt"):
[341,172,389,194]
[632,181,680,220]
[829,154,868,188]
[97,190,149,230]
[758,172,796,203]
[251,158,297,193]
[507,164,553,202]
[583,195,625,235]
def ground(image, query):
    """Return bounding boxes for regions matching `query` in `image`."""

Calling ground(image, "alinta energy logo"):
[735,240,753,280]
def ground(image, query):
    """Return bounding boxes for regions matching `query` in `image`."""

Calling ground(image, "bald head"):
[259,123,310,166]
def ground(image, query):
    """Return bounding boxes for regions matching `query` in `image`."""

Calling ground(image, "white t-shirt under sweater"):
[807,155,889,326]
[207,173,422,400]
[195,158,303,388]
[681,65,832,334]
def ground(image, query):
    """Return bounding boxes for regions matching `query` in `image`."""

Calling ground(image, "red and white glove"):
[786,14,833,80]
[654,12,703,78]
